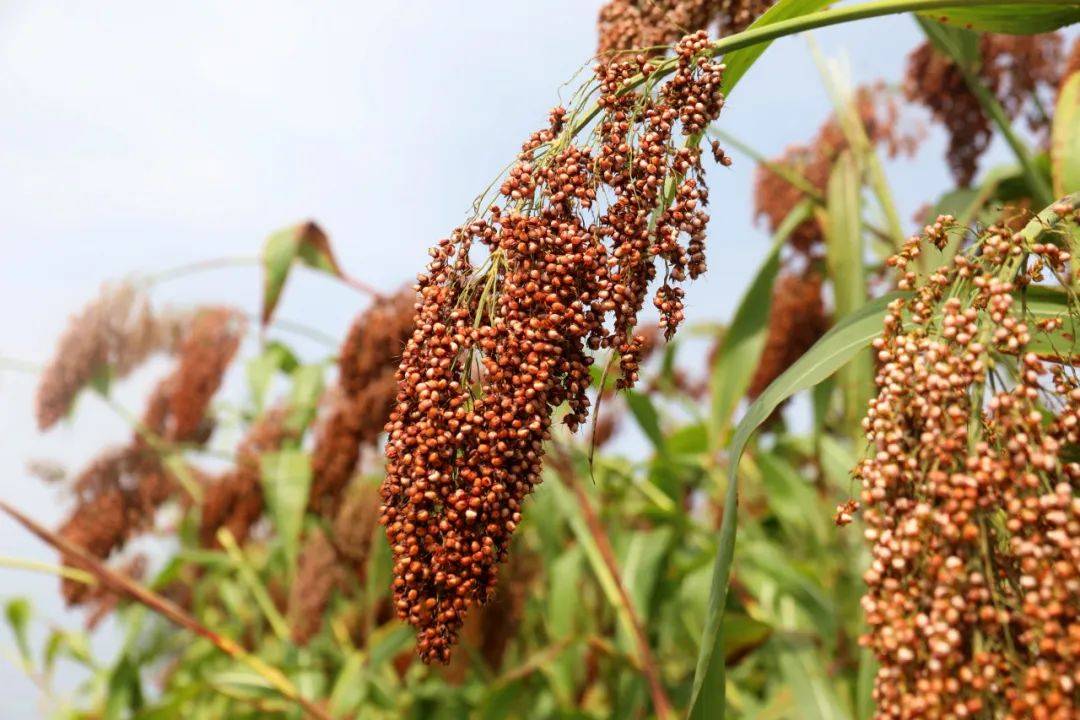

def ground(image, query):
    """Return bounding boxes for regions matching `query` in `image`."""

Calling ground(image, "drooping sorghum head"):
[382,33,728,662]
[753,84,918,254]
[35,282,189,431]
[854,198,1080,719]
[597,0,775,58]
[905,33,1063,187]
[309,289,413,515]
[55,309,243,606]
[288,527,346,645]
[198,406,297,548]
[166,306,246,442]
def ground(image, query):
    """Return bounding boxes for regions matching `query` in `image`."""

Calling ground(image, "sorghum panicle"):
[35,282,188,431]
[309,289,413,515]
[905,33,1063,186]
[753,84,918,254]
[288,528,346,645]
[55,307,243,605]
[382,33,727,662]
[856,204,1080,718]
[597,0,775,57]
[198,406,297,547]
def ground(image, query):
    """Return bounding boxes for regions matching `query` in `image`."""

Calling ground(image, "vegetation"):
[3,2,1080,718]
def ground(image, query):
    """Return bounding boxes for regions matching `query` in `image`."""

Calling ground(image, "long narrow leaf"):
[918,4,1080,33]
[825,151,872,434]
[1052,72,1080,200]
[688,292,904,720]
[709,201,812,447]
[721,0,832,94]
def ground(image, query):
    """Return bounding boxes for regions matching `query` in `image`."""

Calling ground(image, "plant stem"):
[0,357,41,374]
[148,255,385,300]
[956,66,1055,207]
[550,448,675,720]
[572,0,1077,136]
[148,256,259,285]
[0,500,332,720]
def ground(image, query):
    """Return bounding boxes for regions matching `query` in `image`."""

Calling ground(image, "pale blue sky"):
[0,2,1012,715]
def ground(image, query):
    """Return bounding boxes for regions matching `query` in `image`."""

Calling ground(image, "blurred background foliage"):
[2,1,1079,719]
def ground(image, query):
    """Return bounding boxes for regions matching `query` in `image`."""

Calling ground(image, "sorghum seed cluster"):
[904,33,1063,186]
[309,289,414,516]
[597,0,775,57]
[382,33,727,662]
[55,307,245,605]
[855,204,1080,719]
[35,282,188,431]
[754,84,917,255]
[198,406,297,547]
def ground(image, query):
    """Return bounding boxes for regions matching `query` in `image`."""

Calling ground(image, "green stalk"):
[0,556,97,587]
[807,35,907,252]
[572,0,1079,136]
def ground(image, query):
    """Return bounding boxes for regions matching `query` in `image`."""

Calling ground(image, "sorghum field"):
[2,1,1080,718]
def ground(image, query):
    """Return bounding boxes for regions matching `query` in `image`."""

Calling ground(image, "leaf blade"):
[259,449,313,574]
[917,4,1080,34]
[1052,72,1080,200]
[688,291,904,720]
[261,221,342,326]
[721,0,833,94]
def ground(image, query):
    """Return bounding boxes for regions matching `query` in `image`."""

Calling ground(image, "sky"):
[0,1,1017,716]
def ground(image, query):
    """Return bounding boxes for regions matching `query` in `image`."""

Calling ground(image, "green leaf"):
[918,4,1080,34]
[104,655,145,720]
[776,639,849,720]
[1052,72,1080,200]
[1019,285,1080,361]
[548,547,585,639]
[688,292,904,720]
[917,15,980,71]
[825,152,865,321]
[721,0,832,94]
[328,653,368,715]
[625,390,665,452]
[757,453,826,544]
[709,201,812,445]
[818,434,857,494]
[261,220,342,326]
[825,151,872,434]
[621,528,674,623]
[4,597,31,666]
[246,341,299,413]
[259,449,312,573]
[286,363,325,433]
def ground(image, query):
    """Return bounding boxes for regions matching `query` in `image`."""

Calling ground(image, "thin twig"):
[340,271,385,301]
[0,500,332,720]
[549,448,675,720]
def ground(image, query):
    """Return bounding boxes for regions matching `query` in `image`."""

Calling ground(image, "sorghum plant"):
[381,31,727,663]
[856,197,1080,718]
